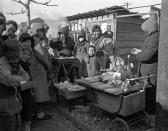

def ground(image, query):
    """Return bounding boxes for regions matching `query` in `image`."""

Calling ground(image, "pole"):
[155,0,168,130]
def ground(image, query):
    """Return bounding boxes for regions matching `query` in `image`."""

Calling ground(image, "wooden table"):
[52,57,80,82]
[55,85,86,112]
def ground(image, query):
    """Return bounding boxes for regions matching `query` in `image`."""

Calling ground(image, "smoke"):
[32,9,70,38]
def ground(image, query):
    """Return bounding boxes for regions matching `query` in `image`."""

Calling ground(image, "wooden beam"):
[155,0,168,130]
[116,12,157,18]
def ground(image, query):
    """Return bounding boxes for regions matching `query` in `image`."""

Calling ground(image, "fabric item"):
[0,113,21,131]
[141,15,158,35]
[7,20,18,30]
[3,39,20,60]
[75,41,89,62]
[136,32,159,86]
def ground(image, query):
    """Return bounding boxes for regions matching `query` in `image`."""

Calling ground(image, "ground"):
[31,104,80,131]
[30,97,155,131]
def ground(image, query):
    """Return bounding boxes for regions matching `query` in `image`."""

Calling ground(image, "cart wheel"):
[107,118,131,131]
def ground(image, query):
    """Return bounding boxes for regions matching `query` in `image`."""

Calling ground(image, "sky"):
[0,0,161,23]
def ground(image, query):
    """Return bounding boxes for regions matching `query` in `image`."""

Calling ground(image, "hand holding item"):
[131,48,142,55]
[20,81,26,85]
[21,81,34,91]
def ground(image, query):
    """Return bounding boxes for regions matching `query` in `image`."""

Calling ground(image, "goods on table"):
[59,81,85,91]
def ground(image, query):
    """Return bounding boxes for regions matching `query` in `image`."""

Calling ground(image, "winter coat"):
[136,31,159,86]
[29,37,50,103]
[74,30,89,62]
[91,36,113,69]
[75,40,89,62]
[0,57,29,116]
[80,55,100,77]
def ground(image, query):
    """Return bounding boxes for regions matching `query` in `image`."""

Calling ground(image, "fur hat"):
[7,20,18,30]
[19,33,34,51]
[3,39,20,60]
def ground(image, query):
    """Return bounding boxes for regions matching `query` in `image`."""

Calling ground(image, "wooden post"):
[155,0,168,130]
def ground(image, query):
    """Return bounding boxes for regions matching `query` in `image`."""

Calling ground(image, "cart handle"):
[122,74,156,91]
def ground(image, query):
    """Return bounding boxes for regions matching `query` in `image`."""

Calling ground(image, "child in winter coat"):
[80,45,101,77]
[74,29,89,62]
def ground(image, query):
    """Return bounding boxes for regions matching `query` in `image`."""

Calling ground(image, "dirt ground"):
[31,105,80,131]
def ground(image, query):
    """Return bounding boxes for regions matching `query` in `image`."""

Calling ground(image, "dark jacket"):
[57,26,75,56]
[91,36,113,69]
[80,55,100,77]
[0,57,29,116]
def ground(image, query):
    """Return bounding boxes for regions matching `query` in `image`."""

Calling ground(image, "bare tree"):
[8,0,58,26]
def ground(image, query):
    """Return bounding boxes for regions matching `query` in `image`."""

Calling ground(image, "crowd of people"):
[0,10,159,131]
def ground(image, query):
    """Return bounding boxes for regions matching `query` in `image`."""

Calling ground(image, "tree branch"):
[31,0,58,6]
[11,0,26,6]
[6,9,26,15]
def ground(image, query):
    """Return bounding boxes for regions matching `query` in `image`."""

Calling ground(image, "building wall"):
[69,14,115,41]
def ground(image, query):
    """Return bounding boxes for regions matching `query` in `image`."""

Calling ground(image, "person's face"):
[109,55,115,63]
[6,24,16,36]
[93,29,101,39]
[37,28,46,39]
[115,59,124,68]
[0,23,5,34]
[88,47,95,56]
[42,40,49,49]
[20,50,31,62]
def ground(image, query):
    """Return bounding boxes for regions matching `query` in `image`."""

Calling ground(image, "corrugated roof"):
[66,6,136,21]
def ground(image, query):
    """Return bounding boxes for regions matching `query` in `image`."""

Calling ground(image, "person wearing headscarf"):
[29,22,51,120]
[131,15,159,114]
[74,29,89,62]
[91,25,114,69]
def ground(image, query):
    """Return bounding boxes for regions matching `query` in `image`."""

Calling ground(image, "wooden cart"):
[75,75,154,131]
